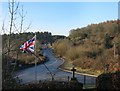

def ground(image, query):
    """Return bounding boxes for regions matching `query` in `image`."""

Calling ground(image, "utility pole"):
[114,43,116,59]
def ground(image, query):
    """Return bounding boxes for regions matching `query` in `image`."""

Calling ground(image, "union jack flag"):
[20,35,36,53]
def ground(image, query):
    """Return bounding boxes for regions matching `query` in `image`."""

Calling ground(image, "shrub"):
[96,71,120,90]
[53,39,72,57]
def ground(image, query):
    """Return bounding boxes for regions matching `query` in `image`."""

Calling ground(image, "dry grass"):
[53,20,120,73]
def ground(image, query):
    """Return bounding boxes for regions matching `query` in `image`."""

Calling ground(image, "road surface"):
[15,48,96,85]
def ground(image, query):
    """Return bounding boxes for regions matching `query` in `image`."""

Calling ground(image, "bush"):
[73,57,94,69]
[2,55,19,89]
[53,39,72,57]
[66,47,81,60]
[12,81,83,90]
[96,71,120,90]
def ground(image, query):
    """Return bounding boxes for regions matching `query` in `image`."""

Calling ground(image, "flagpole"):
[20,33,54,83]
[35,33,37,84]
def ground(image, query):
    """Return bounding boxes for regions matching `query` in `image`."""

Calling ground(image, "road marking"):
[46,59,58,66]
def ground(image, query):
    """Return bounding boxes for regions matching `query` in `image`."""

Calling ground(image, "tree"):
[2,0,31,89]
[104,34,114,49]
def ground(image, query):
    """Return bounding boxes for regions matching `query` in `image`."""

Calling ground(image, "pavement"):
[15,48,96,85]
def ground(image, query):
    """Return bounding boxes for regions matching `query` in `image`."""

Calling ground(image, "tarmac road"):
[15,48,96,85]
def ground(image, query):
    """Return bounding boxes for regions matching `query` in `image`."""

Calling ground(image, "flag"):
[20,35,36,53]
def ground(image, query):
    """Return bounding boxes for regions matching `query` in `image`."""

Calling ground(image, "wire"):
[30,51,54,81]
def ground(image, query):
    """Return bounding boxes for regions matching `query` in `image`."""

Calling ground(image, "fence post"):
[84,75,86,85]
[68,76,69,82]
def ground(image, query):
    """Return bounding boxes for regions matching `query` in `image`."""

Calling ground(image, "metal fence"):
[21,76,96,87]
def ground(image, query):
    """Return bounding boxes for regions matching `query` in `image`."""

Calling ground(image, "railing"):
[20,76,96,87]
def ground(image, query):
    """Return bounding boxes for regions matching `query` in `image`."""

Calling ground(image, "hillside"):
[2,31,66,89]
[53,20,120,75]
[2,31,66,63]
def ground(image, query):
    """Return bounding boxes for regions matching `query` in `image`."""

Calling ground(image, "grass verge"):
[59,60,101,77]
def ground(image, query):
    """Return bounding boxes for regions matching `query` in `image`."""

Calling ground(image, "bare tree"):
[1,21,5,34]
[7,0,19,55]
[2,0,32,88]
[8,0,31,73]
[13,5,31,33]
[3,0,31,55]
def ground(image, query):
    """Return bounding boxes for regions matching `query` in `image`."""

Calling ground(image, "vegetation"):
[96,71,120,90]
[2,0,120,90]
[53,20,120,75]
[2,55,19,89]
[2,32,43,89]
[2,32,46,65]
[2,31,66,89]
[2,0,68,89]
[12,80,83,90]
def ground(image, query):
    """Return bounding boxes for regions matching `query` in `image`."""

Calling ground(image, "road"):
[15,48,96,85]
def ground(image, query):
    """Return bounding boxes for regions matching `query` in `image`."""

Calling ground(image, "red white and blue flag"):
[20,35,36,53]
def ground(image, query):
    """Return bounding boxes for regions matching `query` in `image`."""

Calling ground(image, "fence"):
[21,75,96,87]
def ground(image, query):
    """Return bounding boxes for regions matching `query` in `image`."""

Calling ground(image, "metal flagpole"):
[31,52,54,81]
[31,34,53,81]
[35,33,37,83]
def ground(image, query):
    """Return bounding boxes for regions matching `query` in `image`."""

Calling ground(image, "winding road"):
[15,48,96,85]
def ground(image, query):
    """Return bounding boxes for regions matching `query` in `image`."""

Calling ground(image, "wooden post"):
[104,64,109,73]
[68,76,70,82]
[52,73,55,81]
[84,75,86,85]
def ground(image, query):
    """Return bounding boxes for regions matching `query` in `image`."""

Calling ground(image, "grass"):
[83,84,96,89]
[60,60,101,77]
[15,59,48,71]
[76,67,101,76]
[15,63,36,71]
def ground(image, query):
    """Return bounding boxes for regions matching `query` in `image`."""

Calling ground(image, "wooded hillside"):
[53,20,120,74]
